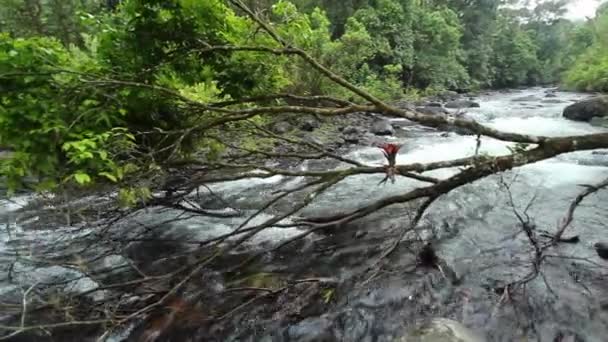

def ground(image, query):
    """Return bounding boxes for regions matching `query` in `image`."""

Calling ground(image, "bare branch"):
[553,176,608,241]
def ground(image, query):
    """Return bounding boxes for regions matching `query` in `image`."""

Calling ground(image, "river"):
[1,87,608,341]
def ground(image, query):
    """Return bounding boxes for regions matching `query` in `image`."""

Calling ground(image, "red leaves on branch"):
[378,143,401,185]
[380,143,401,166]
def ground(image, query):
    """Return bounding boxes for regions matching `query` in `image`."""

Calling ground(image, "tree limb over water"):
[2,1,608,341]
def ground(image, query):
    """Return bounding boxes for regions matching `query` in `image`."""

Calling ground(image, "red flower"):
[378,143,401,185]
[380,143,401,166]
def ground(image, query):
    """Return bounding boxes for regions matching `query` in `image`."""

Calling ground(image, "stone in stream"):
[343,134,360,144]
[593,242,608,259]
[394,100,416,110]
[342,125,361,135]
[445,100,480,109]
[511,95,541,102]
[435,90,460,102]
[417,106,449,116]
[415,101,443,107]
[541,99,565,104]
[273,121,292,134]
[563,96,608,121]
[299,117,320,132]
[545,93,558,98]
[399,318,485,342]
[589,116,608,128]
[371,119,395,136]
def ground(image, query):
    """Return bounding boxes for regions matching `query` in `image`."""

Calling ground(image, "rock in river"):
[371,119,395,136]
[563,96,608,122]
[417,106,449,116]
[399,318,485,342]
[512,95,541,102]
[445,100,480,109]
[594,242,608,259]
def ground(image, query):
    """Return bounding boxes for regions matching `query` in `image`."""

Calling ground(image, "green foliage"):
[0,0,602,198]
[490,14,539,87]
[563,8,608,92]
[0,0,106,46]
[411,5,469,90]
[118,186,153,208]
[0,33,129,193]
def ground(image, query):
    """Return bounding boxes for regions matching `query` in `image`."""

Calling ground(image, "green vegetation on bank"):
[0,0,606,197]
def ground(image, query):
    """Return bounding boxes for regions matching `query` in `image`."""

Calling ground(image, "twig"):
[553,176,608,241]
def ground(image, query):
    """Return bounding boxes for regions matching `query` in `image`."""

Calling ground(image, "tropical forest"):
[1,0,608,341]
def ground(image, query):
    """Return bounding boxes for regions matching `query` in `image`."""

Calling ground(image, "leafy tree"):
[0,0,105,46]
[410,5,469,90]
[0,34,132,191]
[490,12,539,87]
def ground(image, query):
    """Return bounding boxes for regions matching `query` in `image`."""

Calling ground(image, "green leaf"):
[99,171,117,182]
[73,172,91,185]
[322,288,335,303]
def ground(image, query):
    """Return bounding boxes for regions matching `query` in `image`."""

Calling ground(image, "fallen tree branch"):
[553,176,608,241]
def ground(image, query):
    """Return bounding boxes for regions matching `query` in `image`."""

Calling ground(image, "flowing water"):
[1,87,608,341]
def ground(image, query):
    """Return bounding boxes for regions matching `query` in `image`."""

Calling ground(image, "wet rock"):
[545,93,558,98]
[416,101,443,107]
[343,135,360,144]
[541,99,565,104]
[371,119,395,136]
[589,116,608,127]
[436,90,460,102]
[342,125,361,135]
[305,136,324,147]
[273,121,292,134]
[286,317,334,342]
[390,119,417,129]
[445,100,480,109]
[593,242,608,259]
[394,101,416,110]
[399,318,485,342]
[563,96,608,121]
[417,106,449,116]
[512,95,541,102]
[300,118,320,132]
[333,137,346,147]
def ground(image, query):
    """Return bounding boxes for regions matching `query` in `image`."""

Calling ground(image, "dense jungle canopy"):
[0,0,607,191]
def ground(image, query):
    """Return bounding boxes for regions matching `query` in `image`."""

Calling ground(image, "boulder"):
[545,93,558,98]
[541,99,565,104]
[394,100,416,110]
[512,95,541,102]
[399,318,485,342]
[416,106,449,116]
[589,116,608,127]
[371,119,395,136]
[273,121,292,134]
[300,117,320,132]
[594,242,608,259]
[415,101,443,107]
[563,96,608,121]
[342,125,361,135]
[436,90,460,102]
[343,134,360,144]
[304,136,324,146]
[445,100,480,109]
